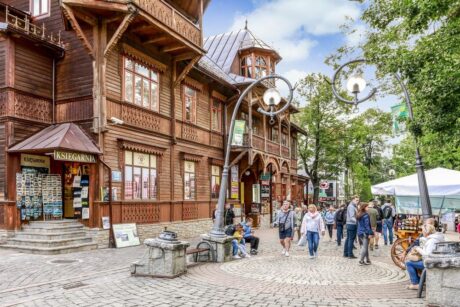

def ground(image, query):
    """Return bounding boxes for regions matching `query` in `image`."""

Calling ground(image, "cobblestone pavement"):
[0,228,427,307]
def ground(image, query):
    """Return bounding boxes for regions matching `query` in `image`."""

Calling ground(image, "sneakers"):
[314,252,318,258]
[285,251,290,257]
[348,255,357,259]
[281,249,286,255]
[358,261,365,266]
[407,284,419,290]
[309,255,315,259]
[250,249,258,255]
[233,255,241,259]
[243,253,251,258]
[364,261,371,265]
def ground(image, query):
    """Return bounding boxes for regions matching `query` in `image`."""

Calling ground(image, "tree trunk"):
[312,179,320,204]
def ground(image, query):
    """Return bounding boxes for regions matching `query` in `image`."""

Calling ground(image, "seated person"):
[232,224,250,259]
[405,224,444,290]
[242,217,259,255]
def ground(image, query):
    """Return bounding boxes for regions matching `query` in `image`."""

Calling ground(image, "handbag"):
[279,210,291,232]
[297,234,307,247]
[406,248,422,262]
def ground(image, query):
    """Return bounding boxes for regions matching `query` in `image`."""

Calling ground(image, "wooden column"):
[248,90,253,148]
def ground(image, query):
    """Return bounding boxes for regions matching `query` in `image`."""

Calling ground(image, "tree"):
[295,74,350,204]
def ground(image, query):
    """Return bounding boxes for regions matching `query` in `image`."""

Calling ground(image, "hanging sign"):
[320,181,330,190]
[252,184,261,203]
[54,150,97,163]
[231,165,239,199]
[231,120,246,146]
[21,154,50,169]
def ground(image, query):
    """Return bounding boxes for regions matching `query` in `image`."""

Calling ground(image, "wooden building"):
[0,0,307,244]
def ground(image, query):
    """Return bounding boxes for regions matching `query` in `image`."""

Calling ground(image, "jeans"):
[344,224,357,257]
[244,235,260,250]
[336,224,344,246]
[383,218,394,244]
[359,235,369,262]
[306,231,320,256]
[326,224,334,239]
[231,239,239,256]
[406,260,424,285]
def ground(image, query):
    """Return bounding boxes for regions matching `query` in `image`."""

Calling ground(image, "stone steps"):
[0,220,98,254]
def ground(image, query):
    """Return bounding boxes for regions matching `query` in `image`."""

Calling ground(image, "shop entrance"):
[62,162,91,219]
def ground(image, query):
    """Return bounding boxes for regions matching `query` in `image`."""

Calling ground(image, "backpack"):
[376,207,383,221]
[383,206,392,219]
[335,209,344,223]
[224,224,236,236]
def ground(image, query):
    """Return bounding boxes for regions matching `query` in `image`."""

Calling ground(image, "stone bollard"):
[424,241,460,307]
[131,231,190,278]
[200,233,233,262]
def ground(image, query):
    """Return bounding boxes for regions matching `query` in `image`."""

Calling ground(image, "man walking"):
[335,204,347,246]
[344,195,359,259]
[367,202,379,251]
[381,199,396,245]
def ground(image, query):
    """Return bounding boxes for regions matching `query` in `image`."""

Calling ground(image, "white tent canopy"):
[372,167,460,196]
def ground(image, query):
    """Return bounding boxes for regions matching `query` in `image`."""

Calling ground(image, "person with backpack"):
[374,202,384,249]
[335,204,347,246]
[224,203,235,226]
[381,199,396,245]
[274,201,295,257]
[301,204,326,259]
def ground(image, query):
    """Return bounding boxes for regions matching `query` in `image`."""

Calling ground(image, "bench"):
[186,241,214,262]
[417,268,427,298]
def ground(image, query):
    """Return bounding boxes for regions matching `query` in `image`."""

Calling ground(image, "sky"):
[203,0,398,113]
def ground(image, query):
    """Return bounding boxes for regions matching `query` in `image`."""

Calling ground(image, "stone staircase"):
[0,220,98,254]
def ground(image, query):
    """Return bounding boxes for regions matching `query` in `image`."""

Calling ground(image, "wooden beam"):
[72,7,97,26]
[104,9,138,57]
[174,52,196,62]
[173,56,200,88]
[230,150,249,167]
[131,24,155,32]
[162,44,186,53]
[144,35,169,44]
[61,0,128,12]
[62,4,94,58]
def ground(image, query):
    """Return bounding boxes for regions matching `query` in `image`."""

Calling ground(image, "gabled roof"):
[203,27,280,75]
[9,123,101,155]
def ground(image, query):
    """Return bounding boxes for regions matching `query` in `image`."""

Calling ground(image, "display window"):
[124,151,157,200]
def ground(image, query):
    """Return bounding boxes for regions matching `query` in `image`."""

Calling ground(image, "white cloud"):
[230,0,360,63]
[277,68,308,104]
[346,24,367,47]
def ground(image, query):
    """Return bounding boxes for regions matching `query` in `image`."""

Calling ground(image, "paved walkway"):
[0,228,430,307]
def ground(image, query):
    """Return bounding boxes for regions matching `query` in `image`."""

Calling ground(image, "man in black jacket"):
[224,203,235,226]
[335,204,347,246]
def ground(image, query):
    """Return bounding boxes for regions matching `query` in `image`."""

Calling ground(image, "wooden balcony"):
[253,135,264,151]
[267,140,280,156]
[281,146,290,159]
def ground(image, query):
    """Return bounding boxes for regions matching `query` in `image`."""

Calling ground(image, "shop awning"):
[8,123,101,155]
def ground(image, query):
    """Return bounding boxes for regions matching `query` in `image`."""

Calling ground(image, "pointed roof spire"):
[244,19,248,30]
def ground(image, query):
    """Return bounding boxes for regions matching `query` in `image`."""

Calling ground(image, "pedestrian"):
[367,202,379,251]
[274,201,295,257]
[344,195,359,259]
[301,204,325,259]
[357,203,374,265]
[224,203,235,226]
[324,206,335,241]
[381,199,396,245]
[212,204,218,223]
[405,224,444,290]
[294,207,302,241]
[232,224,250,259]
[334,204,347,246]
[242,217,259,255]
[375,202,384,249]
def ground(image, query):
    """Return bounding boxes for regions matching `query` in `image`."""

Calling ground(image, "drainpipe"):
[100,158,114,248]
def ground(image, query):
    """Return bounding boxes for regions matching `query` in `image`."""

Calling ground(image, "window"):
[240,55,253,78]
[184,86,197,123]
[291,136,297,158]
[255,56,268,79]
[211,99,222,132]
[31,0,49,17]
[281,127,288,146]
[124,151,157,200]
[184,161,196,200]
[211,165,221,199]
[124,57,159,112]
[269,125,279,142]
[253,117,262,136]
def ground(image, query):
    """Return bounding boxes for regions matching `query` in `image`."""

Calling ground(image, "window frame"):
[269,125,279,143]
[30,0,50,19]
[123,57,160,112]
[123,150,158,200]
[254,55,268,79]
[210,165,221,199]
[211,99,222,132]
[184,161,196,200]
[183,85,197,124]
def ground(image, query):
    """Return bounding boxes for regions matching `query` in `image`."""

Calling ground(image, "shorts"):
[376,221,383,233]
[279,228,293,240]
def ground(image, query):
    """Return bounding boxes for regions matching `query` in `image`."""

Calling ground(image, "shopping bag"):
[297,234,307,247]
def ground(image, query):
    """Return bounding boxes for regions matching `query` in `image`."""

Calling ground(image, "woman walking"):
[324,206,335,241]
[357,203,374,265]
[275,201,295,257]
[301,204,325,259]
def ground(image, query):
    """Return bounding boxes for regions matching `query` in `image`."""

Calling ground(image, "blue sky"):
[203,0,397,113]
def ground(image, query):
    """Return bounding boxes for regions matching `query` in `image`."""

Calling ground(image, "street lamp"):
[331,59,432,219]
[210,75,294,237]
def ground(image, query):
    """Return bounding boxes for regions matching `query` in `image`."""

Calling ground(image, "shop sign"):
[231,165,239,199]
[21,154,50,169]
[54,150,97,163]
[231,120,246,146]
[252,184,261,203]
[319,197,336,202]
[113,223,140,248]
[260,173,271,181]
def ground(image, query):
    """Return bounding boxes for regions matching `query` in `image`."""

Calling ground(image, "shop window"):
[211,99,222,132]
[184,86,197,123]
[184,161,196,200]
[124,57,159,112]
[211,165,221,199]
[240,55,253,78]
[31,0,49,18]
[124,151,157,200]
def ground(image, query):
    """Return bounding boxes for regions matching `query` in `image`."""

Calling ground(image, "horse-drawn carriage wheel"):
[391,238,411,270]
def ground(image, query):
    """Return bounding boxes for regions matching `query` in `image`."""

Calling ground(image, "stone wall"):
[88,218,213,249]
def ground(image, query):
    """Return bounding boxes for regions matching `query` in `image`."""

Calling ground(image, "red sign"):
[319,197,336,202]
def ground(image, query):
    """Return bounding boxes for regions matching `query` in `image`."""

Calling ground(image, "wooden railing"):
[267,141,280,156]
[132,0,201,47]
[3,6,63,47]
[281,146,290,159]
[253,135,264,151]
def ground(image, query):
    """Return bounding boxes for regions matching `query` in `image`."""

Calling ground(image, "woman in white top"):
[301,204,325,259]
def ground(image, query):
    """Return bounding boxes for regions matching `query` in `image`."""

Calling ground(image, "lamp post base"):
[201,233,233,263]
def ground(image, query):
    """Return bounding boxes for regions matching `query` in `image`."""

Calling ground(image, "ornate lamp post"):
[210,75,294,237]
[331,59,432,219]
